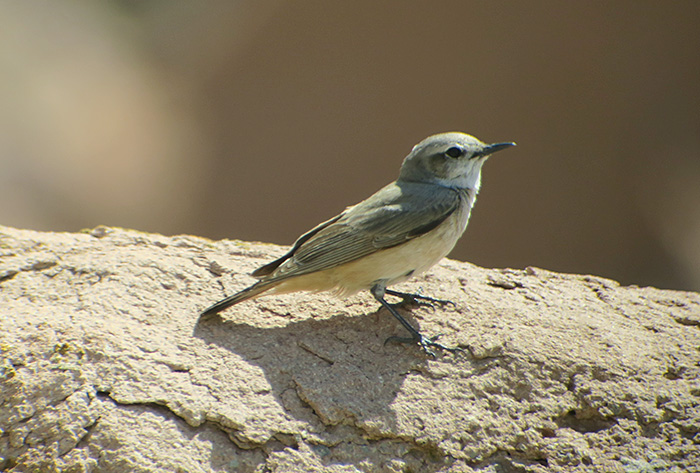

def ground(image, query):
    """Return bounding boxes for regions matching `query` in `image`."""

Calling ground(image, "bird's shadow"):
[191,299,467,469]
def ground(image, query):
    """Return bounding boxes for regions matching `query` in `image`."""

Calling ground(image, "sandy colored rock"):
[0,225,698,472]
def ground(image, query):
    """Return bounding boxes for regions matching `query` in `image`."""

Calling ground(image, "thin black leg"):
[370,284,461,357]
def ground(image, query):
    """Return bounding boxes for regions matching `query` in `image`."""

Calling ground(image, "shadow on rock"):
[191,301,468,470]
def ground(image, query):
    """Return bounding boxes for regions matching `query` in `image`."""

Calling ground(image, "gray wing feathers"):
[257,182,461,281]
[251,213,344,278]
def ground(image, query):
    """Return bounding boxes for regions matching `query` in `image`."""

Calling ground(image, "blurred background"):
[1,1,699,291]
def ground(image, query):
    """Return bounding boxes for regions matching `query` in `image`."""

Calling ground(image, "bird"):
[199,132,515,355]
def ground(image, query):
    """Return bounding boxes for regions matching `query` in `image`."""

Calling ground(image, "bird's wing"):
[258,182,462,281]
[251,213,344,278]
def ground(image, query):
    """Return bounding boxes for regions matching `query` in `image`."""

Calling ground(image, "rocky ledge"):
[1,226,698,472]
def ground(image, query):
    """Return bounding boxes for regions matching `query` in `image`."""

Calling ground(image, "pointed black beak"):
[486,142,516,153]
[471,142,516,159]
[475,142,516,159]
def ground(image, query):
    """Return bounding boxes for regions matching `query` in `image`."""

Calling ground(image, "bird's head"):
[398,132,515,191]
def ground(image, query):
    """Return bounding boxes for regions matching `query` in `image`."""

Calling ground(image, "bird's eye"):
[445,146,463,158]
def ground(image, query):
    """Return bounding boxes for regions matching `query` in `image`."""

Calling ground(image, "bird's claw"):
[386,290,456,309]
[384,333,463,358]
[419,334,463,357]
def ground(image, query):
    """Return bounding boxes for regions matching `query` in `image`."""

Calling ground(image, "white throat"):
[433,169,482,193]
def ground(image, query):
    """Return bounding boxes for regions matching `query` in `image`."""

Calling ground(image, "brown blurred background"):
[1,1,699,291]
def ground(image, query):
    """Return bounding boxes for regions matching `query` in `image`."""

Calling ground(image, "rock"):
[0,225,698,472]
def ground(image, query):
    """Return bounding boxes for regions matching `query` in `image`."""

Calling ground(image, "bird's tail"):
[199,281,271,321]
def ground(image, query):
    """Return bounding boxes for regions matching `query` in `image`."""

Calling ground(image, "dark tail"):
[198,281,271,321]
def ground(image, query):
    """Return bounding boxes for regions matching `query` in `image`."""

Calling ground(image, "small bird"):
[199,132,515,355]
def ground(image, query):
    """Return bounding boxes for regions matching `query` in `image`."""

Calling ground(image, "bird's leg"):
[370,284,461,357]
[385,289,456,308]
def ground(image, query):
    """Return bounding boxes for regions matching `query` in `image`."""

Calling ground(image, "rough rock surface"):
[1,225,698,473]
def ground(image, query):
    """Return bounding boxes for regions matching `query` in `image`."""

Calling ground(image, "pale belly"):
[267,204,471,298]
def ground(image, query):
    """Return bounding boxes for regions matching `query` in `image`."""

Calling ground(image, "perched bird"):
[199,132,515,355]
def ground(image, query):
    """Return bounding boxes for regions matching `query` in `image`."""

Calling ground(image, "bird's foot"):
[385,289,456,309]
[384,333,463,358]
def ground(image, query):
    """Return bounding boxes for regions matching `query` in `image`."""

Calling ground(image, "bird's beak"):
[480,142,516,157]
